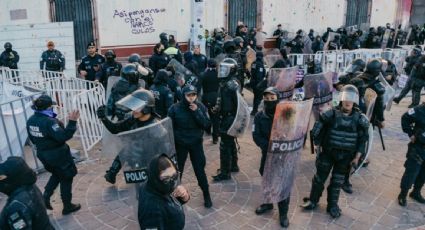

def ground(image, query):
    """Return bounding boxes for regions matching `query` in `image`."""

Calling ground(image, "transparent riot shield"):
[245,47,256,72]
[167,59,198,86]
[262,99,313,203]
[378,73,396,111]
[364,88,377,121]
[267,67,298,101]
[101,76,122,159]
[303,72,334,121]
[324,32,339,51]
[381,29,392,49]
[214,53,227,65]
[264,55,282,68]
[227,92,250,137]
[117,118,176,212]
[351,125,374,175]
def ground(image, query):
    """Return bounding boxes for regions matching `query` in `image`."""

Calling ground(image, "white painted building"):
[0,0,423,59]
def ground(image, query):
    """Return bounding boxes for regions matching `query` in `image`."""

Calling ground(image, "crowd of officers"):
[0,21,424,229]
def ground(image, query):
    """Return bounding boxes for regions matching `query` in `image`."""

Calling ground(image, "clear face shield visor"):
[340,90,359,105]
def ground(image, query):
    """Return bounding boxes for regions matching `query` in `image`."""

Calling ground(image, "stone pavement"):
[1,94,425,230]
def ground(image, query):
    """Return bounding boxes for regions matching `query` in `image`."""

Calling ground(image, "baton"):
[309,131,314,154]
[377,125,386,151]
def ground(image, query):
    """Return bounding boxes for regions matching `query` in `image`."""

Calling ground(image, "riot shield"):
[245,47,256,72]
[117,118,176,215]
[227,92,250,137]
[381,29,392,49]
[101,76,122,159]
[267,67,298,101]
[264,55,282,68]
[351,125,374,175]
[265,48,281,56]
[364,88,377,121]
[378,73,396,111]
[324,32,339,51]
[302,36,313,54]
[303,72,334,121]
[214,53,227,65]
[167,59,198,86]
[262,99,313,203]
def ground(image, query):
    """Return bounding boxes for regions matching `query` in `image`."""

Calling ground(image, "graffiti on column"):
[113,8,166,35]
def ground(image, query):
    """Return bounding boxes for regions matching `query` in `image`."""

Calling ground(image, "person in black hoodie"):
[149,43,170,76]
[138,154,190,230]
[0,157,55,230]
[250,49,266,115]
[168,85,212,208]
[150,69,174,118]
[201,59,220,143]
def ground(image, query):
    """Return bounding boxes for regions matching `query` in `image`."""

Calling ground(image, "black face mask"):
[106,57,114,63]
[0,182,16,196]
[5,48,12,52]
[157,173,179,195]
[264,100,278,117]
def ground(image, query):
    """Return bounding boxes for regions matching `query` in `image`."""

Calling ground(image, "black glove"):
[97,105,107,119]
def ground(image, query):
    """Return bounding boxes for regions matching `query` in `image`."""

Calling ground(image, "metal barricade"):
[72,85,106,158]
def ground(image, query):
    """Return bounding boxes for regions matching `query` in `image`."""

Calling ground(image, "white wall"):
[0,22,76,78]
[370,0,398,27]
[0,0,50,26]
[262,0,346,37]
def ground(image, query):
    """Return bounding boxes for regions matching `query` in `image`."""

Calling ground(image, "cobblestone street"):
[2,94,425,230]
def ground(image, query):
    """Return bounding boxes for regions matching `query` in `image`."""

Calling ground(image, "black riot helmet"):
[345,58,366,74]
[263,87,279,97]
[121,63,139,83]
[128,53,142,64]
[4,42,12,50]
[159,32,168,40]
[340,84,359,105]
[116,88,155,114]
[223,40,236,53]
[218,58,238,79]
[105,49,116,59]
[233,36,244,47]
[365,59,382,77]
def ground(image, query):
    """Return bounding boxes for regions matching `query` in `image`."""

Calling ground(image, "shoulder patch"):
[408,108,415,115]
[52,123,61,131]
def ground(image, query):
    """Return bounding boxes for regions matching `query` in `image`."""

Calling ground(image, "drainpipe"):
[190,0,206,54]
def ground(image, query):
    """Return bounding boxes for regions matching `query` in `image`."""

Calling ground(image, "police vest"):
[326,110,360,151]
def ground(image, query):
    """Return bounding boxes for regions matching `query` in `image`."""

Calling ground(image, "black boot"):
[43,194,53,210]
[255,203,273,215]
[104,157,122,184]
[327,205,342,218]
[342,174,353,194]
[231,147,239,172]
[278,198,290,228]
[409,91,421,108]
[409,189,425,204]
[302,175,324,210]
[327,175,343,218]
[212,142,232,182]
[398,189,408,206]
[62,202,81,215]
[212,136,218,144]
[202,188,213,208]
[393,97,400,104]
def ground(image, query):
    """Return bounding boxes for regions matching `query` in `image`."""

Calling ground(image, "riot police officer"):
[78,41,105,81]
[149,43,170,76]
[128,53,154,87]
[212,58,241,181]
[97,89,160,184]
[335,58,366,90]
[0,42,19,69]
[302,85,370,218]
[408,56,425,108]
[107,64,142,121]
[398,103,425,206]
[201,59,220,144]
[393,46,422,105]
[252,87,290,227]
[192,45,208,74]
[96,49,122,88]
[381,50,398,85]
[250,50,266,115]
[40,41,65,72]
[168,85,212,208]
[224,40,244,91]
[150,69,174,118]
[350,59,386,128]
[0,157,54,229]
[26,94,81,215]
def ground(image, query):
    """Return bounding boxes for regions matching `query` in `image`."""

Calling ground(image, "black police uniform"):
[168,86,211,206]
[192,53,208,74]
[409,58,425,107]
[0,157,54,230]
[382,61,398,85]
[26,107,79,213]
[305,106,369,217]
[226,52,244,91]
[149,52,170,76]
[96,60,122,88]
[0,49,19,69]
[40,49,65,71]
[138,154,186,230]
[251,52,266,115]
[398,104,425,206]
[214,75,240,180]
[150,71,174,118]
[252,104,290,227]
[394,54,421,104]
[78,54,105,81]
[201,67,220,142]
